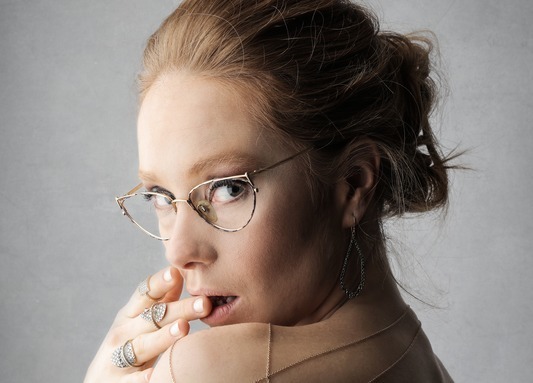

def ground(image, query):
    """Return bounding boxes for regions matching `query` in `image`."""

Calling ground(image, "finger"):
[130,319,190,367]
[119,368,153,383]
[166,295,212,322]
[135,295,212,331]
[163,279,183,302]
[125,267,183,318]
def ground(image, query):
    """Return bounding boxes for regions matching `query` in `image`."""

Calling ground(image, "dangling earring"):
[339,224,366,299]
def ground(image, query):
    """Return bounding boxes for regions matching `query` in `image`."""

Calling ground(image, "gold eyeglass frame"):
[115,148,310,241]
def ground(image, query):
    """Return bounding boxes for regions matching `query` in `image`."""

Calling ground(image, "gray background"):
[1,0,531,382]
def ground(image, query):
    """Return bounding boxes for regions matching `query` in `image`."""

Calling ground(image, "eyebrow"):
[138,152,262,183]
[137,169,160,183]
[189,152,261,175]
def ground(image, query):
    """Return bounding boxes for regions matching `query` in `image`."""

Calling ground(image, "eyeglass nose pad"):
[195,200,218,223]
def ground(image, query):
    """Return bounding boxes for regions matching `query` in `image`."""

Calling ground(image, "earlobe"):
[339,142,380,228]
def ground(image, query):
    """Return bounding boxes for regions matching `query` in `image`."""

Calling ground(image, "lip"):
[187,287,233,297]
[187,288,240,327]
[201,295,239,326]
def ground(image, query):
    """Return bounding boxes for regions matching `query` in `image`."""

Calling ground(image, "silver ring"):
[137,275,157,300]
[111,339,142,368]
[140,302,167,329]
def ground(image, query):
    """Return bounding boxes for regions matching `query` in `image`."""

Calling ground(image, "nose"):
[164,201,217,270]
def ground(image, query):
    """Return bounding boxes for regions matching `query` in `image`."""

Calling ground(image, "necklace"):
[168,307,417,383]
[169,339,178,383]
[254,306,415,383]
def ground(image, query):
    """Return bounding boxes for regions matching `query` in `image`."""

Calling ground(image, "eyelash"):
[146,185,174,199]
[210,178,235,190]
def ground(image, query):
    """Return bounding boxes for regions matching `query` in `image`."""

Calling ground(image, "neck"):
[296,252,406,326]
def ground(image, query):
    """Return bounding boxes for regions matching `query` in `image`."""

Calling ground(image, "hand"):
[84,267,212,383]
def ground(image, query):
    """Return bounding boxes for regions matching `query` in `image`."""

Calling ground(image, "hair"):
[139,0,457,262]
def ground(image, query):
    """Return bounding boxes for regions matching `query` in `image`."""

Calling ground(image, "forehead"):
[137,72,283,184]
[139,72,254,149]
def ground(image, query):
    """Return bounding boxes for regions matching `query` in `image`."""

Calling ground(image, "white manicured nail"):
[170,322,180,336]
[164,268,172,282]
[193,298,204,313]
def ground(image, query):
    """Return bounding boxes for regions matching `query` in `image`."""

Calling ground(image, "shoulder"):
[150,307,449,383]
[151,322,270,383]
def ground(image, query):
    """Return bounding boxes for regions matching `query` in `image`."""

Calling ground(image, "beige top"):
[255,307,451,382]
[153,305,453,382]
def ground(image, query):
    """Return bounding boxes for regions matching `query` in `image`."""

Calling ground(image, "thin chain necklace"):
[169,339,178,383]
[254,306,415,383]
[169,307,416,383]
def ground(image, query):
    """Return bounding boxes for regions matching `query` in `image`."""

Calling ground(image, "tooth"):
[226,296,235,303]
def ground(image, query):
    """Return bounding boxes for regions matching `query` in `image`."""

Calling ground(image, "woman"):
[85,0,454,381]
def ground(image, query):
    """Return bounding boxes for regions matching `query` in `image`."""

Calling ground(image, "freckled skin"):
[137,71,347,327]
[141,72,453,383]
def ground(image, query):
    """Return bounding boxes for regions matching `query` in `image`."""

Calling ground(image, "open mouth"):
[208,296,237,308]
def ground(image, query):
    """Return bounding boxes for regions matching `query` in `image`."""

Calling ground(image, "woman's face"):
[137,72,344,326]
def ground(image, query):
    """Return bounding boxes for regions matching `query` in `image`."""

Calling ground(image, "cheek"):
[236,187,322,284]
[258,171,318,239]
[249,178,344,288]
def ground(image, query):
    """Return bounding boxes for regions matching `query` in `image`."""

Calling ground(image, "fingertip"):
[170,319,189,337]
[178,318,190,335]
[193,298,204,313]
[163,266,181,281]
[144,368,153,382]
[163,267,173,282]
[202,296,213,315]
[193,296,212,316]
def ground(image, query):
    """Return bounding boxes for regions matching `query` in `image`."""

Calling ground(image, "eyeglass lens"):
[121,176,256,238]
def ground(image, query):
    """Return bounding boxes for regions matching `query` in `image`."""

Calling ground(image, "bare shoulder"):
[151,322,269,383]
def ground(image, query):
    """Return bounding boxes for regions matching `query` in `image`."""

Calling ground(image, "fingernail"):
[144,370,152,382]
[164,268,172,282]
[193,298,204,313]
[170,322,180,336]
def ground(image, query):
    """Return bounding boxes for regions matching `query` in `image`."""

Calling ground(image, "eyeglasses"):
[115,149,309,240]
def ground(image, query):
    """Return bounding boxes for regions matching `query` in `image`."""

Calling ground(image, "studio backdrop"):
[1,0,532,382]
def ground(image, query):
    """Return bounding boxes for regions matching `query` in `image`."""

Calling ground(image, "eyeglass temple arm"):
[126,183,144,195]
[120,148,311,197]
[116,183,144,207]
[248,147,311,177]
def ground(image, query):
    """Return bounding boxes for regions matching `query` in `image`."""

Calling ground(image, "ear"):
[336,140,380,228]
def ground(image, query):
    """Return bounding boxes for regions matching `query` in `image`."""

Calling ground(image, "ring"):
[137,275,157,300]
[111,339,143,368]
[140,302,167,329]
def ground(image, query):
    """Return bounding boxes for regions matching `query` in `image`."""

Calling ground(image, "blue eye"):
[209,179,248,204]
[153,194,172,207]
[142,188,173,209]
